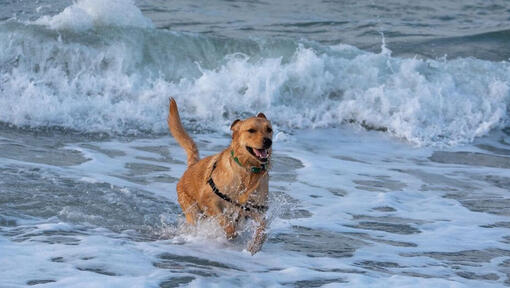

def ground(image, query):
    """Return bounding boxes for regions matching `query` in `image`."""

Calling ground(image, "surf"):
[0,0,509,146]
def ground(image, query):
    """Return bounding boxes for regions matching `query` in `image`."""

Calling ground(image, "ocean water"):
[1,0,510,287]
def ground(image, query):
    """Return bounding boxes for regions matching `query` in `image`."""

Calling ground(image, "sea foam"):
[0,1,509,146]
[33,0,153,31]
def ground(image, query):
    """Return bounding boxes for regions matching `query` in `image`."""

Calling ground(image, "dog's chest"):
[221,174,263,202]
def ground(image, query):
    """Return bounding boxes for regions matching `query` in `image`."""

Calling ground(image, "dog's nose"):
[263,138,272,149]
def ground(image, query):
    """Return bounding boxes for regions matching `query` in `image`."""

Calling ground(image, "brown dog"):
[167,98,272,255]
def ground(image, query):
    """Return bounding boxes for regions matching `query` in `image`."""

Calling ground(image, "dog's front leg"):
[247,217,267,255]
[217,215,238,240]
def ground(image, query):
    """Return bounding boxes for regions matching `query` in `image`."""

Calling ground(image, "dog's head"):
[230,113,273,165]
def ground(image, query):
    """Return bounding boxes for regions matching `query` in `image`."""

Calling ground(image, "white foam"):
[2,11,510,145]
[33,0,153,31]
[2,129,510,287]
[180,45,510,146]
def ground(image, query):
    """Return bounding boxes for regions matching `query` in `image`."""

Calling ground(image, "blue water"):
[1,0,510,287]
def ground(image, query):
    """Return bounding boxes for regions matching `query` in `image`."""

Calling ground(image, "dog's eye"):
[267,127,272,133]
[248,128,257,133]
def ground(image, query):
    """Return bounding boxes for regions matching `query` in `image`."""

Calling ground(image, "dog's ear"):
[230,119,241,131]
[256,112,267,119]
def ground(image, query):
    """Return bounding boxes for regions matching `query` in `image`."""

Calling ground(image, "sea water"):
[1,0,510,287]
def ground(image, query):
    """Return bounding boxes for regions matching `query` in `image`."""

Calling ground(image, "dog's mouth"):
[246,146,270,162]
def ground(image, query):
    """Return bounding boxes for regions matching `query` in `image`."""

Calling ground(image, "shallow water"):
[1,0,510,287]
[1,126,510,287]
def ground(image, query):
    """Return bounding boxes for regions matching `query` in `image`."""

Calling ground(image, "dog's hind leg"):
[177,188,201,224]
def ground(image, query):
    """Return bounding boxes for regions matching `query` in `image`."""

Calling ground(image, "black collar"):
[207,161,267,213]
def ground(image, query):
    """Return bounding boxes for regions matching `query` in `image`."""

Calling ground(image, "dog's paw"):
[246,242,262,255]
[226,232,238,240]
[246,233,267,255]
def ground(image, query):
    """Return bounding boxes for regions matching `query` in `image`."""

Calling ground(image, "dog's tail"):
[168,98,199,166]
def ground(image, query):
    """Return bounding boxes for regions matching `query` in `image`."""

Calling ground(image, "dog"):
[167,98,272,255]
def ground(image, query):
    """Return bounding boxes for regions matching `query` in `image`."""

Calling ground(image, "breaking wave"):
[0,0,509,146]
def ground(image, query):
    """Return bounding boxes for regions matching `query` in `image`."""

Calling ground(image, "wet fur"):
[167,98,272,255]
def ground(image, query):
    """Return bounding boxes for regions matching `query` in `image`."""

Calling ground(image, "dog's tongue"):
[254,148,268,159]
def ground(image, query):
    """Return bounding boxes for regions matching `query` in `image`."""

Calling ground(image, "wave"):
[405,28,510,61]
[33,0,153,31]
[0,0,509,146]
